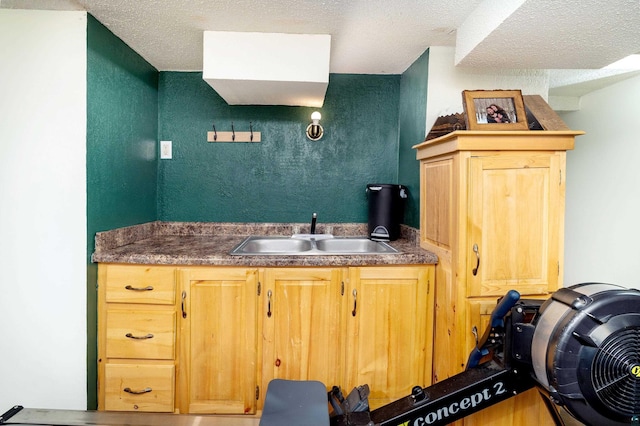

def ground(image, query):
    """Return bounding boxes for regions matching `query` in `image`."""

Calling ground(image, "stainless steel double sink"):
[229,236,399,255]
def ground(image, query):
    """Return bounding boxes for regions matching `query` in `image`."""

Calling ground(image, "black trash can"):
[366,184,408,241]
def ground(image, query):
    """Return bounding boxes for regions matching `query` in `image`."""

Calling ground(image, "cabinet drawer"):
[104,364,175,412]
[106,310,175,360]
[105,265,175,304]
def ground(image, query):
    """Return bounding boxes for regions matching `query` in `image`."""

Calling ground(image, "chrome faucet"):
[310,212,317,234]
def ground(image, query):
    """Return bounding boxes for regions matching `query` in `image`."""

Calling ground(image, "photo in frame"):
[462,90,529,130]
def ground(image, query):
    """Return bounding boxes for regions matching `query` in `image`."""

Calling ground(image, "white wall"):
[0,9,87,409]
[425,46,549,133]
[561,75,640,289]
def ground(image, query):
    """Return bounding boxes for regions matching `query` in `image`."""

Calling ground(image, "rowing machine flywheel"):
[531,283,640,425]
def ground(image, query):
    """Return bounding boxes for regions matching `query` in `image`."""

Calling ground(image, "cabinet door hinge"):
[558,261,560,276]
[256,386,260,400]
[257,281,261,296]
[559,169,562,186]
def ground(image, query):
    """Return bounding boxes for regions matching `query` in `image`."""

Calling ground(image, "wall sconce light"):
[306,111,323,141]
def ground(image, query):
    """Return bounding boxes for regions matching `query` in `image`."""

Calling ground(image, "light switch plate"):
[160,140,172,159]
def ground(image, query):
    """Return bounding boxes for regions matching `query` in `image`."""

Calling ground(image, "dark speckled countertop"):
[92,221,438,267]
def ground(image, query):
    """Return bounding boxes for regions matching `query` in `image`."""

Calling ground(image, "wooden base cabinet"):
[99,263,435,415]
[414,130,582,425]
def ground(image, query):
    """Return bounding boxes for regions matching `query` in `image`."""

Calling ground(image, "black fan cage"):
[591,327,640,416]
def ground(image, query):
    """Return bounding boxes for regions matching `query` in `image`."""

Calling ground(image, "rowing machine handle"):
[466,289,520,370]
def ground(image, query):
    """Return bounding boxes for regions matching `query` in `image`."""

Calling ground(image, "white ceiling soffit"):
[455,0,640,69]
[203,32,330,107]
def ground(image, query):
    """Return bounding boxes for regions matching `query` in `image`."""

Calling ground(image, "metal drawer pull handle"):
[181,290,187,319]
[125,285,154,291]
[472,244,480,276]
[124,387,152,395]
[352,289,358,317]
[267,290,272,318]
[125,333,154,340]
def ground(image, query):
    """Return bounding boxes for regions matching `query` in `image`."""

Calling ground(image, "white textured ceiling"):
[4,0,640,101]
[455,0,640,69]
[12,0,481,73]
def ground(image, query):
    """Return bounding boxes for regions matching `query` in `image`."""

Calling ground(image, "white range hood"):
[203,31,331,107]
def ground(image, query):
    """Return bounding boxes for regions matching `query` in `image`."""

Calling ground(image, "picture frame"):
[522,94,570,131]
[462,90,529,131]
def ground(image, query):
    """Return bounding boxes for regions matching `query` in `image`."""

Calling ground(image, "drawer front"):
[104,364,175,412]
[106,310,176,360]
[105,265,175,305]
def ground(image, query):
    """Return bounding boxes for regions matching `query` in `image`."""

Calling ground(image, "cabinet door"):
[467,153,563,297]
[431,255,464,382]
[463,297,555,426]
[345,266,434,409]
[465,296,550,368]
[421,157,454,249]
[179,268,258,414]
[261,268,345,400]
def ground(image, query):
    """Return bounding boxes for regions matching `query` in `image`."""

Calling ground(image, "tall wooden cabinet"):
[413,130,582,425]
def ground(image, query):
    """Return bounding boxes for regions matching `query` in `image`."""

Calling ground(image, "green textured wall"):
[86,14,159,409]
[398,49,429,228]
[158,73,401,223]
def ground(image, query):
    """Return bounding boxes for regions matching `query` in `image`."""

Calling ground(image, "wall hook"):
[206,122,261,143]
